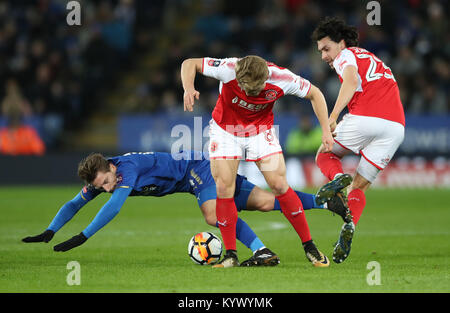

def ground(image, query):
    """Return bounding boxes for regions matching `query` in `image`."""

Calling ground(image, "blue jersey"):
[80,151,214,201]
[48,151,255,239]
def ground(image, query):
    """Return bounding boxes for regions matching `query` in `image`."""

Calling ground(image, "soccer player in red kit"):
[312,17,405,263]
[181,55,334,267]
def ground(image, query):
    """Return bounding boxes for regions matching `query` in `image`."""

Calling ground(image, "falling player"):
[22,151,348,266]
[312,17,405,263]
[181,56,334,267]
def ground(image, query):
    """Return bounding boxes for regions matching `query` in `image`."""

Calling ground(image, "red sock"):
[276,187,311,243]
[348,189,366,225]
[316,152,343,181]
[216,197,238,251]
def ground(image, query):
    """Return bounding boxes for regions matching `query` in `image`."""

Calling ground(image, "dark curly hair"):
[311,17,359,47]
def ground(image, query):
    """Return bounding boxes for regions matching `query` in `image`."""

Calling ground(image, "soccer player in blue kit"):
[22,150,349,267]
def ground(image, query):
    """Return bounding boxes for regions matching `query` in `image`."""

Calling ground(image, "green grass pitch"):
[0,185,449,293]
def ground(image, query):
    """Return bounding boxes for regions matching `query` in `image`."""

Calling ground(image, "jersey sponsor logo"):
[207,59,222,67]
[236,98,270,112]
[264,89,278,101]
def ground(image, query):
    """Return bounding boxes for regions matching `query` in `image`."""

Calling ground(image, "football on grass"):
[188,232,222,265]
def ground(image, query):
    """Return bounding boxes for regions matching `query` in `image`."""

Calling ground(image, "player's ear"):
[339,39,346,50]
[109,163,116,173]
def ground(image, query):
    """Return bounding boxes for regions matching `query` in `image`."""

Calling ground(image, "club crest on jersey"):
[265,89,278,101]
[208,59,221,67]
[116,174,123,184]
[210,141,218,152]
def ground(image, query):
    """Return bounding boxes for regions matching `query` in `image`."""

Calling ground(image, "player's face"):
[237,79,266,97]
[317,37,345,69]
[92,164,118,193]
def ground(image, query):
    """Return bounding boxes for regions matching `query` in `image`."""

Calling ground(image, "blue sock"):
[249,237,265,253]
[215,217,264,253]
[273,190,324,211]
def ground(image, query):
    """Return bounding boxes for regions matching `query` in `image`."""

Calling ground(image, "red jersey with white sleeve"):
[333,47,405,126]
[202,57,311,137]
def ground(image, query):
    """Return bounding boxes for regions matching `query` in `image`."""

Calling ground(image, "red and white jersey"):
[202,57,311,137]
[333,47,405,126]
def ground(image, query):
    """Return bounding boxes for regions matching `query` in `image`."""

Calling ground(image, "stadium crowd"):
[145,0,449,116]
[0,0,448,152]
[0,0,161,149]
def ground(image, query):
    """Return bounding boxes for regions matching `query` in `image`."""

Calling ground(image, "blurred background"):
[0,0,448,187]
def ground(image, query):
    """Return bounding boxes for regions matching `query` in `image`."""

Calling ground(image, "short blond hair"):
[235,55,269,96]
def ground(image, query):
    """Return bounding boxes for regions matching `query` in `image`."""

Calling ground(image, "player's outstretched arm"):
[181,58,202,111]
[53,187,131,252]
[329,65,358,129]
[22,192,90,244]
[305,84,334,152]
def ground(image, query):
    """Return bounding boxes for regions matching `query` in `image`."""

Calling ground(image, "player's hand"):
[22,229,55,243]
[53,232,87,252]
[322,131,334,153]
[183,88,200,112]
[328,117,337,133]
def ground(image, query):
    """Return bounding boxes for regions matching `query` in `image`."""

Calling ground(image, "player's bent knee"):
[215,181,236,198]
[350,173,372,193]
[268,180,289,196]
[258,201,275,212]
[205,216,217,227]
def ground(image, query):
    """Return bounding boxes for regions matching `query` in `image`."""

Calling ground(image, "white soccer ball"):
[188,232,222,265]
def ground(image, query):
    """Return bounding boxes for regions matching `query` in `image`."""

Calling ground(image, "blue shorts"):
[195,175,256,211]
[188,160,256,211]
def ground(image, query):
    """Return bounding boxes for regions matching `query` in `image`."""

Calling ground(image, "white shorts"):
[333,114,404,182]
[208,119,282,161]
